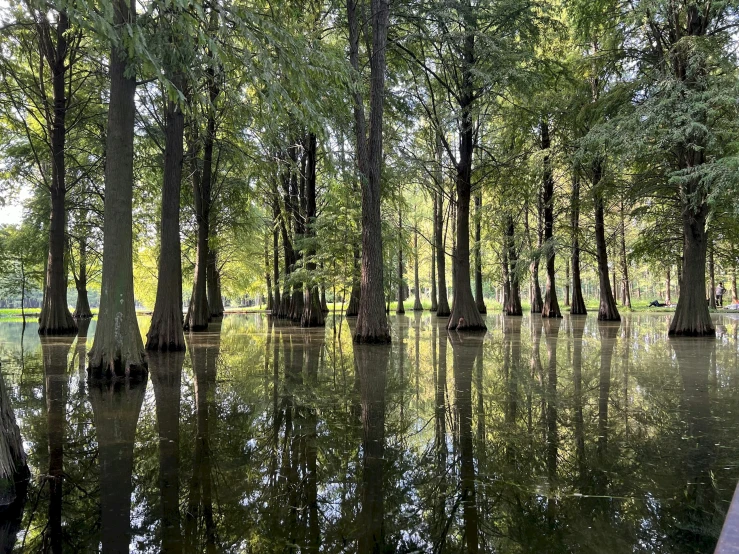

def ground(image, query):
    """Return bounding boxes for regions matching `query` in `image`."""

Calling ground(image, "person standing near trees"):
[716,282,725,307]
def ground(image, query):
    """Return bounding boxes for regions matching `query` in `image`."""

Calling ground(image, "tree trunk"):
[669,207,714,335]
[413,226,423,310]
[265,232,273,312]
[396,209,405,314]
[529,192,544,314]
[272,196,281,315]
[430,201,438,312]
[207,249,224,318]
[0,363,28,503]
[448,69,485,331]
[593,167,620,321]
[564,261,570,307]
[619,200,631,309]
[708,241,716,309]
[474,192,486,314]
[347,0,391,343]
[147,80,186,351]
[73,234,93,319]
[666,267,672,304]
[346,246,361,317]
[88,0,146,375]
[435,192,451,317]
[301,133,325,327]
[540,121,561,318]
[733,269,738,303]
[39,10,77,336]
[504,215,522,316]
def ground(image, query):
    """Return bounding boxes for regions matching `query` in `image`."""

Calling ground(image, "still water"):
[1,312,738,553]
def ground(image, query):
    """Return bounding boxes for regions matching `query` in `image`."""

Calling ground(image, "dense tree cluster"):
[1,0,739,370]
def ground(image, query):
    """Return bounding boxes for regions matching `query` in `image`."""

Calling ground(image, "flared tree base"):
[88,359,148,381]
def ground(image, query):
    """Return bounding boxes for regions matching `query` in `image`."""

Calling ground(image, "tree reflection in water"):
[4,314,739,552]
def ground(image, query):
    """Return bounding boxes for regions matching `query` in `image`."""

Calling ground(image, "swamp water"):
[1,312,738,553]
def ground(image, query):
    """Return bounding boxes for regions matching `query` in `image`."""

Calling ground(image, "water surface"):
[1,312,737,553]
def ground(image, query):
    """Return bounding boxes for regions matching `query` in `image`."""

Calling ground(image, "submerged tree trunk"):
[669,207,714,336]
[147,79,186,351]
[88,0,146,375]
[435,192,451,317]
[207,249,225,318]
[302,133,325,327]
[347,0,391,343]
[593,165,620,321]
[504,215,522,316]
[413,226,423,310]
[474,192,486,314]
[73,233,93,319]
[570,176,587,315]
[38,10,77,336]
[540,121,561,319]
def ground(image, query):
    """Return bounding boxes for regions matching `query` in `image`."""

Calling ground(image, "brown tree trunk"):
[346,246,361,317]
[529,192,544,314]
[733,269,738,303]
[38,10,77,336]
[430,203,438,312]
[73,233,93,319]
[207,249,224,318]
[347,0,391,343]
[708,241,716,309]
[265,232,273,311]
[504,215,522,316]
[436,192,451,317]
[396,208,405,314]
[88,0,146,375]
[301,133,325,327]
[593,164,620,321]
[669,206,714,335]
[413,226,423,310]
[147,79,186,351]
[666,267,672,304]
[619,200,631,309]
[272,194,281,314]
[570,174,586,315]
[564,261,570,307]
[540,121,561,318]
[474,192,486,314]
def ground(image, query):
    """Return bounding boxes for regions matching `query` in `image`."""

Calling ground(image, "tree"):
[88,0,146,375]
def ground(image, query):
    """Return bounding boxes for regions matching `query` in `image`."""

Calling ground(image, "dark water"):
[1,312,738,553]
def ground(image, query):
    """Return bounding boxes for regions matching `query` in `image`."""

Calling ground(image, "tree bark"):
[413,226,423,310]
[207,249,225,318]
[669,206,714,335]
[474,192,486,314]
[396,209,405,314]
[570,174,586,316]
[265,232,273,312]
[38,10,77,336]
[346,245,361,317]
[708,240,716,309]
[301,133,325,327]
[272,193,281,315]
[435,192,451,317]
[347,0,391,343]
[88,0,146,375]
[540,121,561,318]
[619,200,631,309]
[504,215,522,316]
[73,232,93,319]
[593,163,620,321]
[666,266,672,304]
[0,363,28,504]
[529,192,544,314]
[430,201,438,312]
[147,77,186,351]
